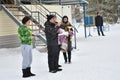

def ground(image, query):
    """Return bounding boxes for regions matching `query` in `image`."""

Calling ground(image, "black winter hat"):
[46,15,55,21]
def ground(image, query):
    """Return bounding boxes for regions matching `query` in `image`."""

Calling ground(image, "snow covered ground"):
[0,24,120,80]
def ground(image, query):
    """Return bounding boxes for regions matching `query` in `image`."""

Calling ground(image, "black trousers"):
[97,26,104,36]
[47,45,60,71]
[63,51,71,63]
[63,38,72,63]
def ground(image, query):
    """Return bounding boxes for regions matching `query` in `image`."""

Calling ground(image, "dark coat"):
[95,16,103,26]
[44,21,59,46]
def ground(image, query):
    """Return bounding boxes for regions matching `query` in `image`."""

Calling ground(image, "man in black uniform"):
[95,12,105,36]
[44,15,62,73]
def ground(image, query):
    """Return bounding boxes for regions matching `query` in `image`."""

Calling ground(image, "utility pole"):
[83,3,87,38]
[81,0,88,38]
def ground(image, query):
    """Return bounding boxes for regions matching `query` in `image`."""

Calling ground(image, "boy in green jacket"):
[18,16,35,78]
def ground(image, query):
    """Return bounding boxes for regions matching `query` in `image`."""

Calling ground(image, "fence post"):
[74,27,77,49]
[32,37,36,48]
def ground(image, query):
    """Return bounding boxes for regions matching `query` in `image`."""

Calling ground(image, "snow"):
[0,24,120,80]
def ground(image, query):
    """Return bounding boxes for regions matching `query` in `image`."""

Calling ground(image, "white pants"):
[21,45,32,69]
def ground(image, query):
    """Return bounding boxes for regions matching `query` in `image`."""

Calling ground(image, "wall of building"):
[0,10,20,48]
[25,4,72,23]
[44,4,72,23]
[61,5,72,23]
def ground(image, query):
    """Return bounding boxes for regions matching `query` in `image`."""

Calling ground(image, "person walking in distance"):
[44,15,62,73]
[95,12,105,36]
[18,16,35,78]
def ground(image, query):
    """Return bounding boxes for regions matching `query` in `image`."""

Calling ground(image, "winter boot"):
[58,65,62,67]
[22,69,30,78]
[102,32,105,36]
[27,67,36,76]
